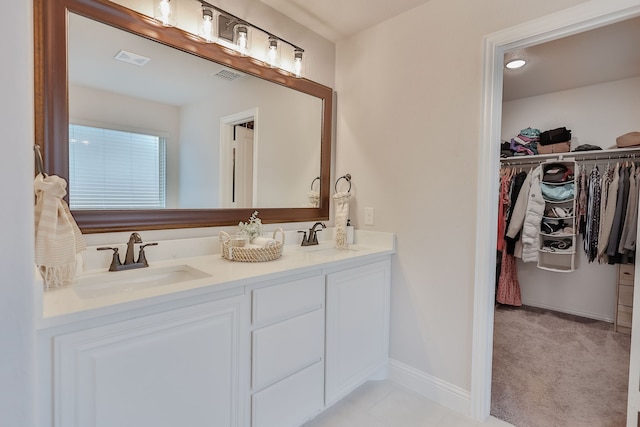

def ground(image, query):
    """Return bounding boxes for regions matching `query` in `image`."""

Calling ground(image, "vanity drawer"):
[618,264,635,286]
[252,275,324,326]
[252,308,324,391]
[252,361,324,427]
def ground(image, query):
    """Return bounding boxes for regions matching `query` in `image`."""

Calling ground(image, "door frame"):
[471,0,640,422]
[219,108,259,208]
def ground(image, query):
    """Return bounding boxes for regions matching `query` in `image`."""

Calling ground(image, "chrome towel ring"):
[335,174,352,193]
[310,176,320,191]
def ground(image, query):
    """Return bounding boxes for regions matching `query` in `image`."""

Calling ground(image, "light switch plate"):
[364,207,375,226]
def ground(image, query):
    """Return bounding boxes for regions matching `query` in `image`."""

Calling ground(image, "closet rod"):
[500,147,640,167]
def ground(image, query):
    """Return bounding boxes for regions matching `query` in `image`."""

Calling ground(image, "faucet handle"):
[97,247,122,271]
[137,242,158,267]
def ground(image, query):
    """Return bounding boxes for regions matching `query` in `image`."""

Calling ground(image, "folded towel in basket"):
[251,236,278,248]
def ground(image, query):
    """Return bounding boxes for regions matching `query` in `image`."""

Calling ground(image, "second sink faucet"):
[299,222,326,246]
[125,232,143,265]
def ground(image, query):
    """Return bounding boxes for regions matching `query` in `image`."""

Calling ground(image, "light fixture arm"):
[196,0,304,53]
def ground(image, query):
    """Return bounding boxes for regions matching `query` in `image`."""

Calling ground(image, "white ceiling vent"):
[114,50,151,66]
[213,68,245,81]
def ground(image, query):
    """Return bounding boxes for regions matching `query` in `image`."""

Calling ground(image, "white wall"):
[502,76,640,321]
[335,0,588,395]
[1,1,36,425]
[69,85,182,207]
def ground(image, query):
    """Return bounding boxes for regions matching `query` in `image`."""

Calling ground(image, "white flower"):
[238,211,263,240]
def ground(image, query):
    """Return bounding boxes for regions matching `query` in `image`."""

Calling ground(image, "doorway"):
[220,109,258,208]
[471,1,640,424]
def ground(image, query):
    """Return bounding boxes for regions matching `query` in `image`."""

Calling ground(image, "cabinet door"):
[325,260,391,405]
[54,298,243,427]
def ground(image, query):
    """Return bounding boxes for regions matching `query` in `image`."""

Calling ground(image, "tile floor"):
[303,380,514,427]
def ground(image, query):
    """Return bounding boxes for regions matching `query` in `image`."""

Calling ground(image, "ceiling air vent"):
[114,50,150,66]
[214,68,245,81]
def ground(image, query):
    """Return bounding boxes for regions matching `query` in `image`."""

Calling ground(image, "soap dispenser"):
[346,219,354,245]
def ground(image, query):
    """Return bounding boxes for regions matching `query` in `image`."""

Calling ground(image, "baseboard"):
[521,299,614,323]
[388,359,470,416]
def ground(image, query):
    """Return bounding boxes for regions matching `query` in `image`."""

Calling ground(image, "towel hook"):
[310,176,320,191]
[335,173,352,193]
[34,145,47,177]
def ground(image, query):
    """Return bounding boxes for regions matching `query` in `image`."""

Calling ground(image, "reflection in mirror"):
[68,13,322,210]
[35,0,332,232]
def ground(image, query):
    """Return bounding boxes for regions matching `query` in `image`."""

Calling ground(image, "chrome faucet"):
[124,232,143,265]
[299,222,326,246]
[98,232,158,271]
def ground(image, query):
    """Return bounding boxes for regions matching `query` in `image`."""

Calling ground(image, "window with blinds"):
[69,124,166,209]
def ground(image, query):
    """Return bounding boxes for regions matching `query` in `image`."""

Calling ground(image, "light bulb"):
[266,37,280,68]
[158,0,172,26]
[199,8,216,43]
[293,49,303,78]
[234,25,250,56]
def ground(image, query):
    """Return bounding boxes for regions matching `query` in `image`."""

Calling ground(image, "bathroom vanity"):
[37,231,394,427]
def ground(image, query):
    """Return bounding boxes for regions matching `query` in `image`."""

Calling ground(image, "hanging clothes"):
[584,166,601,263]
[598,162,620,263]
[607,164,630,264]
[577,164,588,237]
[619,164,637,262]
[496,248,522,306]
[505,171,528,255]
[497,169,513,252]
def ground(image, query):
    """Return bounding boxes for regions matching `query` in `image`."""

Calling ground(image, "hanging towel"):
[308,190,320,208]
[34,174,86,288]
[333,191,351,249]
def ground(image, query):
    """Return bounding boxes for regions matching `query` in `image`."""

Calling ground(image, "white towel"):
[34,174,86,288]
[333,191,351,249]
[251,236,278,247]
[307,190,319,207]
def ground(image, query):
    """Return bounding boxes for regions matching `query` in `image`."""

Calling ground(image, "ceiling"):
[503,16,640,101]
[258,1,640,101]
[259,0,433,41]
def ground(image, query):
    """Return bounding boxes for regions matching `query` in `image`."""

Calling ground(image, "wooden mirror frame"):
[35,0,332,233]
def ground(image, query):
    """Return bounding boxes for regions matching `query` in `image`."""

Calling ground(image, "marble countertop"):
[38,230,395,328]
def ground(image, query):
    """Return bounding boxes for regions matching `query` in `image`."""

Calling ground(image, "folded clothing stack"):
[538,127,572,154]
[502,127,540,157]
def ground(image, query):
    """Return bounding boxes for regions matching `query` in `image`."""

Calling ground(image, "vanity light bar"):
[195,0,305,76]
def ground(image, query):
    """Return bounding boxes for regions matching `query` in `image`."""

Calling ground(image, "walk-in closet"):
[491,15,640,427]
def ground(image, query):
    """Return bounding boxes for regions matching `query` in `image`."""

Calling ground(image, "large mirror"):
[35,0,332,232]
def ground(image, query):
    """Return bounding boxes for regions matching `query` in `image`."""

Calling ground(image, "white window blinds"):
[69,124,166,209]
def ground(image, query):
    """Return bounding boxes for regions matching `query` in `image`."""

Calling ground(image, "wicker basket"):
[219,228,285,262]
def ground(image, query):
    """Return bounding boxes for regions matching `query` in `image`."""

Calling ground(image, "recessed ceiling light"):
[505,59,526,69]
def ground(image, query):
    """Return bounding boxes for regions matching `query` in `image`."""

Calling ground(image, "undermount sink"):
[73,264,212,299]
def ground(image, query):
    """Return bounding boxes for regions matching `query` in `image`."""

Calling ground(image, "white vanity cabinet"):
[47,295,246,427]
[39,238,395,427]
[325,259,391,406]
[249,274,326,427]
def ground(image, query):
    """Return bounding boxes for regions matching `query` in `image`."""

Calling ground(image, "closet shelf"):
[540,232,575,238]
[542,198,574,204]
[541,180,575,185]
[539,248,576,255]
[542,215,575,221]
[500,147,640,166]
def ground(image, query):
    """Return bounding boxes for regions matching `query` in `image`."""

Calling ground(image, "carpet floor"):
[491,305,631,427]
